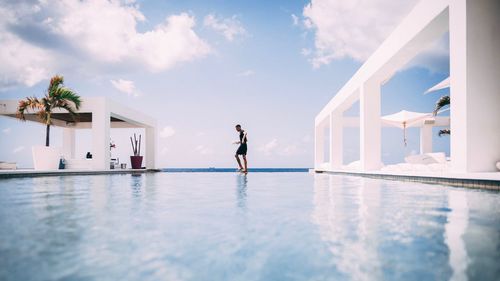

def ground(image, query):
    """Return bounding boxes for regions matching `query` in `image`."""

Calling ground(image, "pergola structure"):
[0,97,157,170]
[314,0,500,173]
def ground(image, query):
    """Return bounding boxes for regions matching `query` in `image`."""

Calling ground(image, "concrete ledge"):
[315,169,500,191]
[0,169,161,179]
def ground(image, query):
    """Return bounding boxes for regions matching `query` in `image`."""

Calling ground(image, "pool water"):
[0,173,499,281]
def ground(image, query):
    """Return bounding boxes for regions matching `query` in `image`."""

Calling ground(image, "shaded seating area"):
[0,97,157,170]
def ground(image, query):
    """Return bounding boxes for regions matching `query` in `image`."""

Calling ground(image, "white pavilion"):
[0,97,158,170]
[314,0,500,174]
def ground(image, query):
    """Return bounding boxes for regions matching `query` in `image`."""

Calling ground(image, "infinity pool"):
[0,172,499,281]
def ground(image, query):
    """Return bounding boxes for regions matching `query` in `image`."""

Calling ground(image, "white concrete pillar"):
[91,101,110,170]
[62,128,75,159]
[314,121,326,169]
[420,124,433,154]
[329,112,343,169]
[449,0,500,172]
[360,81,382,171]
[145,126,157,169]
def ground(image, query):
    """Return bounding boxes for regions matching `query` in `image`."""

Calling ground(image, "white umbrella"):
[424,77,450,94]
[382,110,432,146]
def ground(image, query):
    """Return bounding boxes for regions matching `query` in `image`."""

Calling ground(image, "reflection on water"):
[0,173,499,281]
[312,175,383,280]
[236,174,248,210]
[312,174,500,281]
[445,190,469,281]
[131,174,143,197]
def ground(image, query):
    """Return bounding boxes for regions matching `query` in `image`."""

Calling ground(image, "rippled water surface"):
[0,173,499,281]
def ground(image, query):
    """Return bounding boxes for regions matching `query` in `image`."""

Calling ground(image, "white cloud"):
[303,0,419,67]
[110,79,139,97]
[291,14,299,26]
[160,126,176,138]
[282,144,300,156]
[0,1,211,89]
[13,146,25,154]
[301,48,312,57]
[204,14,246,41]
[2,128,11,134]
[259,138,278,156]
[195,145,213,155]
[237,70,254,77]
[0,7,53,90]
[129,13,211,72]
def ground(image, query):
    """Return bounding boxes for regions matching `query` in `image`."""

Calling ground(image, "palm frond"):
[53,88,82,110]
[40,97,51,112]
[16,97,43,121]
[438,129,450,137]
[433,95,450,116]
[37,110,50,124]
[56,102,79,122]
[48,75,64,98]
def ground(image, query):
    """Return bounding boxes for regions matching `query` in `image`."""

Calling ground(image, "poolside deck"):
[313,169,500,190]
[0,169,161,179]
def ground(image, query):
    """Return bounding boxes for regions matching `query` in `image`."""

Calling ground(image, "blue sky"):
[0,0,449,168]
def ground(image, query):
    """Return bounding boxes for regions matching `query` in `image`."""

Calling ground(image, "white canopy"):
[382,110,432,146]
[424,77,450,94]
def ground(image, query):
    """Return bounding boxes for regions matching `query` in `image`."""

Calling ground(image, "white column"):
[449,0,500,172]
[91,101,110,170]
[314,121,325,169]
[360,81,382,171]
[329,112,343,169]
[420,124,433,154]
[62,128,75,159]
[145,126,157,169]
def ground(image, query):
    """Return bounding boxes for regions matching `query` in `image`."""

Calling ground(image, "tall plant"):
[17,75,82,146]
[433,95,450,137]
[130,133,142,156]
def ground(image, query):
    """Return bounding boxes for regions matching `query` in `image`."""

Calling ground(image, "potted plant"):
[17,75,81,170]
[130,133,143,169]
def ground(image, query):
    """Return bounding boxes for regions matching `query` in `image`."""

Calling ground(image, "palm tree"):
[433,95,450,115]
[17,75,82,146]
[433,95,450,137]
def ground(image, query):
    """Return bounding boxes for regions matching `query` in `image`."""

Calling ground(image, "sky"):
[0,0,450,168]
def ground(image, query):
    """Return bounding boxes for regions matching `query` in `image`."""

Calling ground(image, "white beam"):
[315,0,449,124]
[360,81,382,171]
[342,116,450,128]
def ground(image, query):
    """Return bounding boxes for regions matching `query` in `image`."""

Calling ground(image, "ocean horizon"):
[162,168,310,173]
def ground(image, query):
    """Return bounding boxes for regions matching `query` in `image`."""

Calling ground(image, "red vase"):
[130,156,143,169]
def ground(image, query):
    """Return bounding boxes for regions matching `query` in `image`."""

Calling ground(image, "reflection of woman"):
[236,174,248,210]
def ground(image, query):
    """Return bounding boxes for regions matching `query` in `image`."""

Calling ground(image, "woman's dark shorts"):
[236,143,247,155]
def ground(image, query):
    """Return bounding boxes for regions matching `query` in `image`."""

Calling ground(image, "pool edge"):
[314,170,500,191]
[0,169,161,179]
